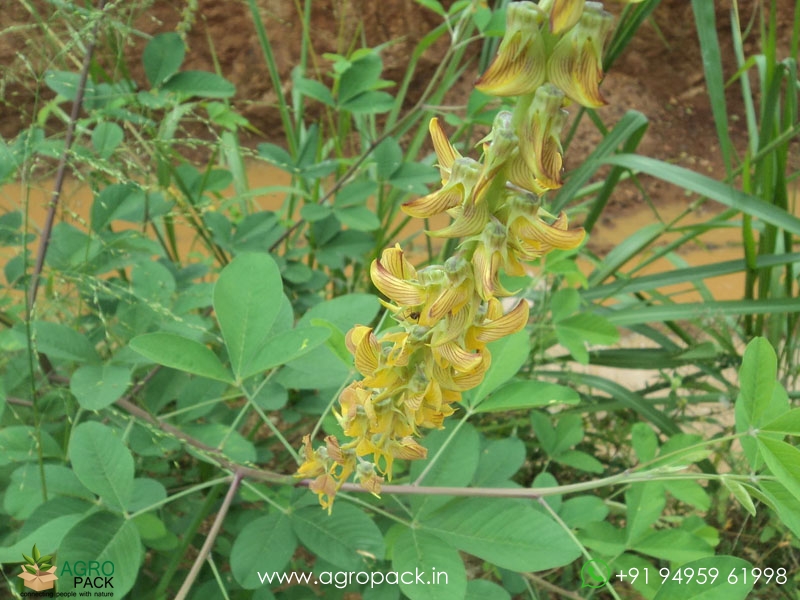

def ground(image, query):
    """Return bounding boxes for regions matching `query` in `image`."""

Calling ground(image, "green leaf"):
[0,513,85,563]
[757,481,800,538]
[625,482,665,545]
[291,503,384,570]
[410,422,480,516]
[653,556,753,600]
[631,529,714,563]
[387,161,439,194]
[465,579,511,600]
[231,513,296,589]
[161,70,235,98]
[91,122,124,158]
[129,333,233,384]
[58,512,142,596]
[475,380,579,413]
[241,326,330,380]
[391,529,466,600]
[70,365,132,410]
[605,154,800,237]
[4,464,93,520]
[143,32,185,87]
[334,205,381,231]
[338,53,384,102]
[555,312,619,365]
[760,408,800,434]
[469,331,531,407]
[559,496,609,529]
[91,183,147,232]
[0,426,62,466]
[631,423,658,463]
[214,253,283,380]
[309,318,351,366]
[293,75,335,106]
[737,337,777,427]
[722,479,756,517]
[421,498,580,571]
[69,422,135,510]
[133,513,167,541]
[472,437,526,487]
[373,138,403,179]
[665,479,710,511]
[555,450,604,474]
[757,437,800,502]
[126,478,168,513]
[33,321,99,364]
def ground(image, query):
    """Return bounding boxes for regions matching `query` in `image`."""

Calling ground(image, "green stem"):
[537,497,623,600]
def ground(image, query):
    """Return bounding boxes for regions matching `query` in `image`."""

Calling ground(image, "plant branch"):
[174,472,243,600]
[27,0,107,310]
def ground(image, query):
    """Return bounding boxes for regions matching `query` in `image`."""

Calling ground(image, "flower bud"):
[518,84,568,188]
[475,2,547,96]
[546,3,615,107]
[540,0,586,35]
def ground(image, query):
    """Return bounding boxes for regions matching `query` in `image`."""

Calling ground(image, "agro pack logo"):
[18,544,58,592]
[60,559,115,594]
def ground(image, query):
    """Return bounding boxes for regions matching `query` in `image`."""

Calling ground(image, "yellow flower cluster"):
[298,0,614,510]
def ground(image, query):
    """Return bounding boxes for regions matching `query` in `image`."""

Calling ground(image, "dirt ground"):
[1,0,798,232]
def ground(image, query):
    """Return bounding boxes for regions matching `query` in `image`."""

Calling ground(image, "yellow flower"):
[309,474,338,513]
[475,2,547,96]
[546,4,615,107]
[540,0,585,34]
[429,117,461,184]
[370,245,423,307]
[402,156,482,219]
[518,84,568,189]
[296,434,327,478]
[471,220,523,301]
[355,462,384,495]
[466,298,530,349]
[507,197,586,257]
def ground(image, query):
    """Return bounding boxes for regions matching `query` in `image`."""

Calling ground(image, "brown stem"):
[27,0,108,310]
[173,472,243,600]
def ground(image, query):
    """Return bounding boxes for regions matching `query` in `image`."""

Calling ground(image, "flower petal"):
[370,259,425,306]
[473,299,530,344]
[429,118,461,183]
[402,183,464,218]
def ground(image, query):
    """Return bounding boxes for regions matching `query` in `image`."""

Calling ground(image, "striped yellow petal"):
[429,118,461,183]
[402,183,464,218]
[475,3,547,97]
[548,0,585,34]
[370,259,425,306]
[473,299,530,344]
[516,212,585,250]
[435,341,484,373]
[427,199,490,239]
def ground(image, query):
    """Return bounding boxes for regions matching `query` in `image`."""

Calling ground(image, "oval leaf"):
[391,529,466,600]
[70,365,132,410]
[291,503,384,570]
[58,512,142,597]
[129,332,233,384]
[231,513,296,589]
[69,422,134,510]
[213,253,283,380]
